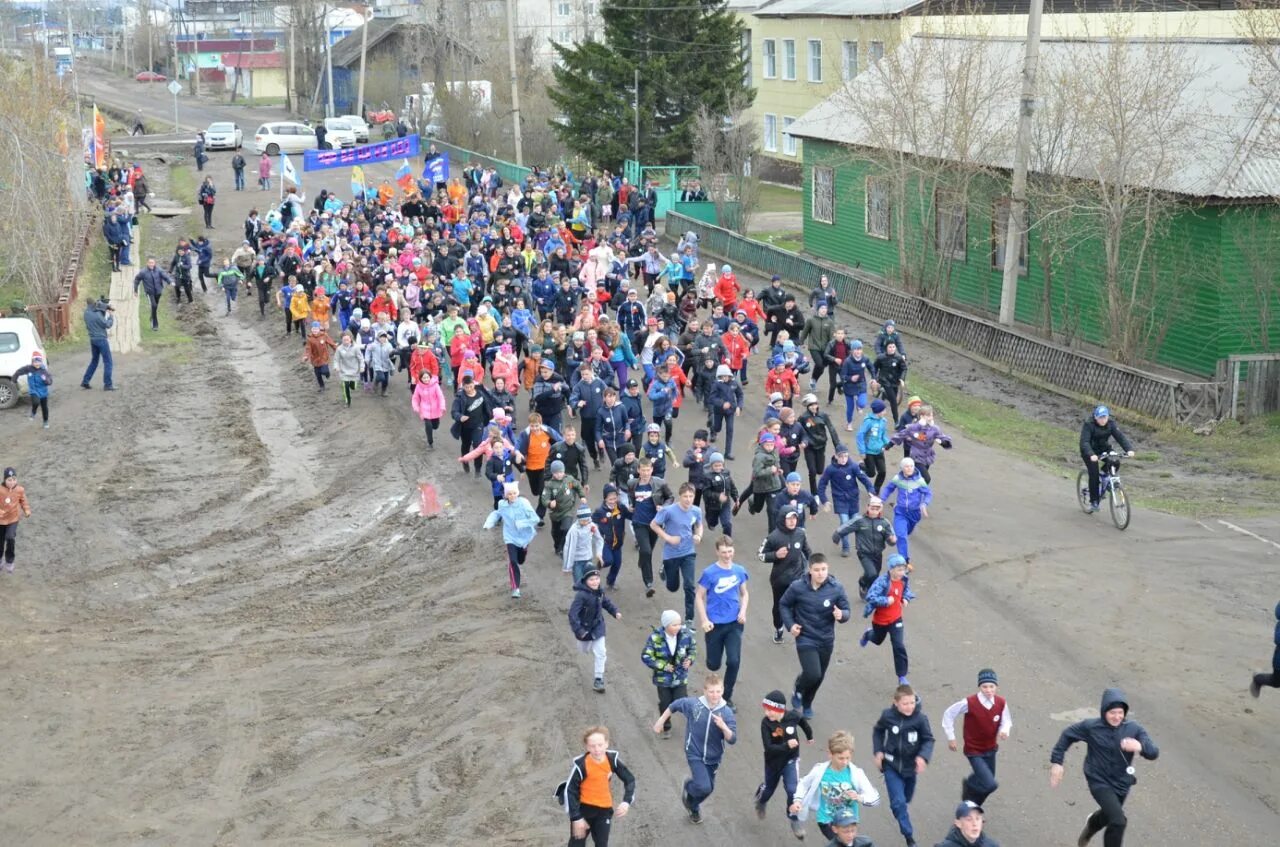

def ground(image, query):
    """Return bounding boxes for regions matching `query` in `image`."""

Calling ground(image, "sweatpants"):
[893,510,922,561]
[770,580,789,631]
[882,767,918,840]
[567,803,613,847]
[29,396,49,424]
[602,544,623,587]
[505,543,527,590]
[857,552,883,594]
[342,380,356,406]
[755,757,800,816]
[703,621,743,704]
[705,498,733,539]
[794,643,833,709]
[866,619,908,677]
[577,636,607,677]
[422,418,439,445]
[1,522,17,567]
[863,452,887,490]
[634,524,657,587]
[1084,786,1129,847]
[656,683,687,732]
[684,758,720,812]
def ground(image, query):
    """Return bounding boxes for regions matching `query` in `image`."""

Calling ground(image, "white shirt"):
[941,692,1012,742]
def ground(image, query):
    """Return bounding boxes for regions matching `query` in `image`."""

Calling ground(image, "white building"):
[515,0,601,65]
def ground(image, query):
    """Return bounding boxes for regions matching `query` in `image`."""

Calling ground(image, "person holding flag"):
[351,165,367,203]
[279,152,302,199]
[395,158,415,195]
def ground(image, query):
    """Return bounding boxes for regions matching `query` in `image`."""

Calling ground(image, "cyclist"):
[1079,406,1133,514]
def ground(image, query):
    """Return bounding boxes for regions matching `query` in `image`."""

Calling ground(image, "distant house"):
[178,38,276,86]
[788,36,1280,376]
[222,51,286,100]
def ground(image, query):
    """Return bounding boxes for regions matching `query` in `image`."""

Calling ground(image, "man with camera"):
[80,297,116,391]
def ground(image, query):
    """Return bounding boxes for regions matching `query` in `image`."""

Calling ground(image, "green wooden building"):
[788,36,1280,378]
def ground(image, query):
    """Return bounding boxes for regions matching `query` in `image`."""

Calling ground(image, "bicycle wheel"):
[1076,470,1092,513]
[1109,483,1131,530]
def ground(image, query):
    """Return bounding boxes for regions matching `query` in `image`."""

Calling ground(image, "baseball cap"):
[785,472,802,484]
[955,801,984,819]
[831,810,859,826]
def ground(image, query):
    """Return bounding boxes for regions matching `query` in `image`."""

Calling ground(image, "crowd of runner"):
[77,152,1277,847]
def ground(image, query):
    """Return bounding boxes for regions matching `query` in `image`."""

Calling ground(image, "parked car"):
[321,117,357,149]
[204,122,243,150]
[0,317,45,410]
[252,122,318,156]
[135,70,167,82]
[339,115,370,143]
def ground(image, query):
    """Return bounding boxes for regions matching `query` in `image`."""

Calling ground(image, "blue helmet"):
[1093,405,1110,418]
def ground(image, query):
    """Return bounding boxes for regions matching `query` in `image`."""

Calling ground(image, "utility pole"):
[287,13,296,114]
[325,15,335,118]
[998,0,1044,326]
[246,0,257,101]
[505,0,522,165]
[356,4,369,118]
[633,67,639,162]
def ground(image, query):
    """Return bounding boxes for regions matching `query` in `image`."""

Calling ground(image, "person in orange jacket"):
[0,467,32,573]
[721,322,751,382]
[714,264,740,314]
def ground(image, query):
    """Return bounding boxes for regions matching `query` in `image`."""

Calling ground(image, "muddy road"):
[0,160,1276,846]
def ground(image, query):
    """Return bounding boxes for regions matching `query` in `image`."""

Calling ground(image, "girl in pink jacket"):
[410,372,446,448]
[490,342,520,395]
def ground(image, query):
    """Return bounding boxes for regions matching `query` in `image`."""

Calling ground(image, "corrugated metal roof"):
[788,37,1280,199]
[754,0,923,15]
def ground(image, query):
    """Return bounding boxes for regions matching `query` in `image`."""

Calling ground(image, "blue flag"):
[423,152,450,185]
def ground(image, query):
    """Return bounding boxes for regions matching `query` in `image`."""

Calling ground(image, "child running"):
[13,352,53,429]
[482,481,540,599]
[410,371,446,447]
[755,689,814,831]
[0,467,33,573]
[556,725,636,847]
[641,610,697,739]
[653,672,737,825]
[942,669,1012,808]
[792,729,880,842]
[872,685,935,847]
[569,568,621,692]
[860,555,915,685]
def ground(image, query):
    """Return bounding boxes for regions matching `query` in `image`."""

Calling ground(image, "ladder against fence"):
[664,211,1226,424]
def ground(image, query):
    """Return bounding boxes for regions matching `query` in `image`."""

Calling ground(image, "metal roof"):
[787,37,1280,199]
[754,0,924,15]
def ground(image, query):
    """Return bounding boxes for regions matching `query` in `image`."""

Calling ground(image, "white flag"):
[280,152,301,189]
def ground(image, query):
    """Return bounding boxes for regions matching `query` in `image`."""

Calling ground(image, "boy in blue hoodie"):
[1249,602,1280,697]
[653,672,738,824]
[14,352,53,428]
[857,399,893,489]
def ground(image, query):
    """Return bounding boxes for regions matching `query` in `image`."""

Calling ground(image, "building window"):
[763,38,776,79]
[869,40,885,64]
[783,39,796,80]
[991,198,1029,274]
[558,29,573,42]
[866,176,891,239]
[842,41,858,81]
[935,191,968,261]
[557,1,571,17]
[782,116,797,155]
[807,39,822,82]
[812,166,834,224]
[742,29,752,87]
[763,114,778,152]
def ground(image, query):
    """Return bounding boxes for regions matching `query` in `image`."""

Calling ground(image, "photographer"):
[80,297,116,391]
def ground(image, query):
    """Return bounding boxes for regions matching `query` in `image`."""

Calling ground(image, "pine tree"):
[548,0,752,170]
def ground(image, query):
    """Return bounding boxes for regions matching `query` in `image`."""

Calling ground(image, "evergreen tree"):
[548,0,752,170]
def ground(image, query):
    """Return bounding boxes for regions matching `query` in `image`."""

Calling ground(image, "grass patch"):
[45,228,113,355]
[1149,414,1280,479]
[753,230,804,254]
[756,182,802,214]
[169,164,198,206]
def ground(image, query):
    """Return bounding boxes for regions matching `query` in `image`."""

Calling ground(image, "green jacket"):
[217,267,244,290]
[752,447,783,494]
[541,474,585,521]
[799,314,834,354]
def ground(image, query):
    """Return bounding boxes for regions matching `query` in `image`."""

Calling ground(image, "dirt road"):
[1,159,1276,846]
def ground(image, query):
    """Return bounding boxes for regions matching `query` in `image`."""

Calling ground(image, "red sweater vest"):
[962,694,1005,756]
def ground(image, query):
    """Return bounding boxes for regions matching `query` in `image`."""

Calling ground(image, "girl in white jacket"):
[790,730,881,841]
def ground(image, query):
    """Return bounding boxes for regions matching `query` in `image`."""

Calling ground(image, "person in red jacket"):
[714,264,740,314]
[941,669,1012,808]
[764,356,800,406]
[408,338,440,385]
[721,322,751,382]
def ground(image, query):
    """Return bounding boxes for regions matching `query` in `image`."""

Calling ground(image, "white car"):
[252,122,319,156]
[0,317,46,410]
[322,118,357,149]
[204,121,242,150]
[339,115,370,143]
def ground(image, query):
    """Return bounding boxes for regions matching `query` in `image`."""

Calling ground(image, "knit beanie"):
[660,610,681,627]
[977,668,998,686]
[762,690,787,711]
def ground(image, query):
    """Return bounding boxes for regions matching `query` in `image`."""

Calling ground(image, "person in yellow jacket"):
[289,286,311,341]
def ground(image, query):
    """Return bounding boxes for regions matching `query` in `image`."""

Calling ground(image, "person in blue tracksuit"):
[818,445,877,547]
[648,362,680,441]
[596,388,631,466]
[706,365,744,460]
[880,458,932,565]
[1249,602,1280,697]
[1050,688,1159,847]
[14,352,53,428]
[839,342,875,427]
[857,399,893,490]
[653,673,738,824]
[872,684,935,847]
[779,554,851,719]
[620,378,648,453]
[532,268,558,319]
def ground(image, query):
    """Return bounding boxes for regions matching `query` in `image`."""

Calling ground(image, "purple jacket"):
[891,422,952,467]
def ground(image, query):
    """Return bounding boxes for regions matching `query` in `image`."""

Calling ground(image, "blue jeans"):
[867,619,908,677]
[965,751,998,805]
[234,169,245,190]
[82,338,113,388]
[662,553,697,621]
[703,621,743,703]
[685,758,720,812]
[835,511,854,552]
[882,766,917,839]
[893,510,921,560]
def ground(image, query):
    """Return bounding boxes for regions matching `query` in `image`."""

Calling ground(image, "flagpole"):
[279,152,284,202]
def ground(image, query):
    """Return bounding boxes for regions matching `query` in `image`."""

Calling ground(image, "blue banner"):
[423,151,450,184]
[303,134,421,172]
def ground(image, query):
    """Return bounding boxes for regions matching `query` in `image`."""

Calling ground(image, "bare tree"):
[0,55,88,306]
[692,99,760,235]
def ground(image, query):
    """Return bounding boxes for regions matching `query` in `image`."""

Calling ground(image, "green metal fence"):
[624,159,701,221]
[430,139,531,188]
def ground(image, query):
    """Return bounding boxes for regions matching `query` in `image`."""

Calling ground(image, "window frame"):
[782,38,797,81]
[991,198,1029,274]
[556,1,571,17]
[869,40,885,65]
[763,113,778,153]
[812,165,834,224]
[841,40,858,81]
[762,38,777,79]
[807,38,823,82]
[782,116,797,156]
[865,176,891,240]
[934,190,968,262]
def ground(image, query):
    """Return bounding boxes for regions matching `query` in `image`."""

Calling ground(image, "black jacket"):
[780,575,852,648]
[556,750,637,819]
[702,468,739,504]
[934,825,999,847]
[568,580,619,641]
[872,704,936,775]
[759,525,810,585]
[551,439,590,486]
[799,410,840,452]
[833,514,895,558]
[761,710,814,766]
[1079,418,1133,457]
[1049,688,1158,794]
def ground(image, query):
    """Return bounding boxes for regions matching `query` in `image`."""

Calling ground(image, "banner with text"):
[303,134,421,172]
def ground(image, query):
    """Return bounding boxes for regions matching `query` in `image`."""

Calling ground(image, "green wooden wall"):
[800,139,1280,377]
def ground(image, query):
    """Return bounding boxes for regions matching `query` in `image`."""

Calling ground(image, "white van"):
[0,317,46,409]
[252,122,319,156]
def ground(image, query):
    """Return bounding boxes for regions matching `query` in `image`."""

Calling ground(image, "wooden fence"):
[666,212,1223,423]
[28,212,96,342]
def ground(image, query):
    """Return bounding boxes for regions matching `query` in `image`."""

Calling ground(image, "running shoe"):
[773,628,785,644]
[510,588,521,599]
[755,801,767,820]
[1250,677,1261,698]
[859,629,871,648]
[645,584,655,598]
[791,691,803,710]
[593,677,605,692]
[790,818,806,839]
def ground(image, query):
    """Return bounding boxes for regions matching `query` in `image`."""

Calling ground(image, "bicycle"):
[1076,451,1130,530]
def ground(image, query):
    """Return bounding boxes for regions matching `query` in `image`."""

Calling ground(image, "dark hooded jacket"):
[933,825,1000,847]
[1049,688,1159,794]
[568,579,619,642]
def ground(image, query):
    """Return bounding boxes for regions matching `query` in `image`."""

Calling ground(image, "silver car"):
[339,115,370,143]
[204,121,243,150]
